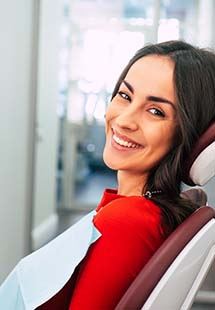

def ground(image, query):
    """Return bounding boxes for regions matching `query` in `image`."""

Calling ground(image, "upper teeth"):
[113,134,140,148]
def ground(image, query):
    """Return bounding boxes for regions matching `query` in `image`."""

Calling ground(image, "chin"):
[103,149,119,171]
[103,155,134,172]
[103,155,117,171]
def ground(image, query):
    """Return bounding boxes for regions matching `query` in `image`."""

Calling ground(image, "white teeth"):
[113,134,140,148]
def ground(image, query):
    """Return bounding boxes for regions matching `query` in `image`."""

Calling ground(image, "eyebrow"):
[122,79,175,109]
[122,80,134,93]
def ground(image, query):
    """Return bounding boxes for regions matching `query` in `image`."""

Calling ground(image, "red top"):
[69,189,165,309]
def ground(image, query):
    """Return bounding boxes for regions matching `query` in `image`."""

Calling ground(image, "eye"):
[117,91,131,101]
[148,108,165,117]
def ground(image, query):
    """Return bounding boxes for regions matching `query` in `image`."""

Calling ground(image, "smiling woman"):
[1,40,215,310]
[106,40,215,232]
[103,55,177,195]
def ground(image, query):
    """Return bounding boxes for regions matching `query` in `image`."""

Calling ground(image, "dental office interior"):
[0,0,215,308]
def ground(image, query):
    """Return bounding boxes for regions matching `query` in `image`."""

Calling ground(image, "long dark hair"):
[111,40,215,235]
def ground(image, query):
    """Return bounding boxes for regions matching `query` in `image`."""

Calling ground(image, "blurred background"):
[0,0,215,307]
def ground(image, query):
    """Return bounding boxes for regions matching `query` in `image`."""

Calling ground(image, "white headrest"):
[183,123,215,186]
[189,141,215,186]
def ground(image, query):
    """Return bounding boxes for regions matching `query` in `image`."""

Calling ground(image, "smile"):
[112,133,143,149]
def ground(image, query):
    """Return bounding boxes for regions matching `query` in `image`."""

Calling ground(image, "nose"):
[115,108,139,131]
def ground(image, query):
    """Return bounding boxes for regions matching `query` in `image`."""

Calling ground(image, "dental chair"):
[116,123,215,310]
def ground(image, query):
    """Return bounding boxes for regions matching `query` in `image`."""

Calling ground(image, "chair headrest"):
[183,123,215,186]
[180,188,207,206]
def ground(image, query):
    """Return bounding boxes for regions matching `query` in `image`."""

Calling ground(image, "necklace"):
[143,190,162,198]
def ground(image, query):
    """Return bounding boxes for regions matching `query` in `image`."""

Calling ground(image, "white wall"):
[32,0,63,250]
[0,0,37,282]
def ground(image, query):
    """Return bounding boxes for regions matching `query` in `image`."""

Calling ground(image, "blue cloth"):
[0,210,101,309]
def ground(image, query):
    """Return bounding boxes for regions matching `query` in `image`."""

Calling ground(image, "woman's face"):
[103,55,178,177]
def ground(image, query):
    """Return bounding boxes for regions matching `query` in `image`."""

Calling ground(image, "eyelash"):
[118,91,131,101]
[148,108,165,117]
[117,91,165,118]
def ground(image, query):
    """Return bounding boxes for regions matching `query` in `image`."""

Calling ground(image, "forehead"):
[124,55,175,100]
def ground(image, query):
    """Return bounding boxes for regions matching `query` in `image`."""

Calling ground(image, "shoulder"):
[95,196,161,219]
[94,196,163,236]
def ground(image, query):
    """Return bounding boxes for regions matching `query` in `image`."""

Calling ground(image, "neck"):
[117,170,148,196]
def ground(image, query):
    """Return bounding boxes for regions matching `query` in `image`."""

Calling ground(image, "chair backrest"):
[115,206,215,310]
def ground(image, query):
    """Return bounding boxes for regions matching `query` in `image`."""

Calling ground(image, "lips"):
[112,129,143,149]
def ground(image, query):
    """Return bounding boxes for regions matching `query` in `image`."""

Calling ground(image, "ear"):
[182,122,215,186]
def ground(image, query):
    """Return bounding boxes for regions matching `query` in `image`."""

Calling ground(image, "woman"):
[1,40,215,309]
[68,40,215,309]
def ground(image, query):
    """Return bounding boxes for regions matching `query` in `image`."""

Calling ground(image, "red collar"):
[96,189,125,211]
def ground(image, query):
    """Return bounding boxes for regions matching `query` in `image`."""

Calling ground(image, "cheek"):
[148,124,176,153]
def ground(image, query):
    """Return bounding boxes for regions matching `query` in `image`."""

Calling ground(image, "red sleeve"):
[69,197,165,310]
